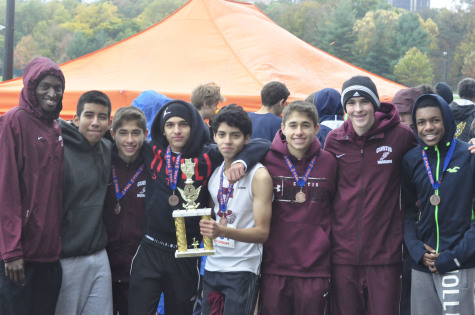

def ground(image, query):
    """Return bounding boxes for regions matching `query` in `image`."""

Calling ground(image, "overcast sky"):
[430,0,459,9]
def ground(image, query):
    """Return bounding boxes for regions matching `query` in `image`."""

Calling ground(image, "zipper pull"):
[26,209,30,218]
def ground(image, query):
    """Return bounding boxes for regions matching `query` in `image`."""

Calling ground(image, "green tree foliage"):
[395,12,429,55]
[111,0,154,19]
[433,9,465,85]
[353,9,400,78]
[66,30,107,60]
[13,35,36,69]
[353,0,380,19]
[319,0,357,64]
[394,47,434,86]
[462,50,475,78]
[258,0,332,48]
[363,19,400,80]
[136,0,187,29]
[2,0,475,84]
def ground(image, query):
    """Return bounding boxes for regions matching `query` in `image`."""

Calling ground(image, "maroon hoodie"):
[103,148,146,283]
[261,130,337,277]
[324,102,417,265]
[0,57,65,262]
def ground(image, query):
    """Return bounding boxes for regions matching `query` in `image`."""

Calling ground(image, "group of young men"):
[1,56,475,315]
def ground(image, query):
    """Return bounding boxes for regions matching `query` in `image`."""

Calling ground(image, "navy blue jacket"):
[312,88,344,146]
[402,94,475,274]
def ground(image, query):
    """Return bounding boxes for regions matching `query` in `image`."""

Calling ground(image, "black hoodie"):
[449,99,475,142]
[143,100,270,251]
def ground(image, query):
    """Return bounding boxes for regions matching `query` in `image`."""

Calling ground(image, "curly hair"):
[211,104,252,137]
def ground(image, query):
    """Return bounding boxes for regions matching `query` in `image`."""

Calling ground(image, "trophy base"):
[172,208,212,217]
[175,249,215,258]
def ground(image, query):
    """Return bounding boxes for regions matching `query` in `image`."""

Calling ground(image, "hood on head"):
[392,88,423,114]
[131,90,172,140]
[150,100,208,157]
[20,57,65,120]
[434,82,453,105]
[412,94,455,147]
[313,88,343,121]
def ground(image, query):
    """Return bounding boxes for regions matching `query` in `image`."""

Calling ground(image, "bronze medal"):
[430,194,440,206]
[219,216,228,227]
[169,194,179,206]
[114,201,121,215]
[295,191,306,203]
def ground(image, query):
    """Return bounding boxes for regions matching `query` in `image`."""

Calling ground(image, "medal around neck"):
[295,190,306,203]
[430,194,440,206]
[172,158,215,258]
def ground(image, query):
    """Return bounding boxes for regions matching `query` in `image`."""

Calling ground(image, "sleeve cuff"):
[231,160,247,171]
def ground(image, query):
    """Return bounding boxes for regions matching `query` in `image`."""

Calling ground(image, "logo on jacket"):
[376,146,393,165]
[455,122,465,139]
[137,187,146,198]
[447,166,460,173]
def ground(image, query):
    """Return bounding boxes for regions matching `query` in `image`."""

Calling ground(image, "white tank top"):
[205,162,265,275]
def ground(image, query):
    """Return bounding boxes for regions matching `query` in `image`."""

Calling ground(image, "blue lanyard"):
[218,165,234,216]
[421,140,456,190]
[283,154,317,187]
[112,163,144,200]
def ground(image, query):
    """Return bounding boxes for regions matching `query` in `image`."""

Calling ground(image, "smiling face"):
[111,120,148,163]
[346,96,375,136]
[281,110,318,160]
[415,106,445,147]
[163,116,191,153]
[35,75,63,113]
[73,102,111,146]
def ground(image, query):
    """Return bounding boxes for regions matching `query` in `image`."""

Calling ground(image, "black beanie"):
[159,101,193,132]
[341,76,380,111]
[434,82,453,104]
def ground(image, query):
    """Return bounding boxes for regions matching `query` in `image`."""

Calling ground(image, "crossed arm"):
[200,167,273,243]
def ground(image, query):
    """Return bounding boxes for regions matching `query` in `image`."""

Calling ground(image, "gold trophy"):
[173,158,215,258]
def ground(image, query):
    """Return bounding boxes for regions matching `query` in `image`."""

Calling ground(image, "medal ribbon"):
[283,154,317,187]
[218,165,234,217]
[421,139,456,190]
[112,163,144,200]
[165,145,182,190]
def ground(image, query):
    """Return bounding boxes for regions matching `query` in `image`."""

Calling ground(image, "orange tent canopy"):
[0,0,405,119]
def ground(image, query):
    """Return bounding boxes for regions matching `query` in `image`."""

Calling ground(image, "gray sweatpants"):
[55,249,113,315]
[411,267,475,315]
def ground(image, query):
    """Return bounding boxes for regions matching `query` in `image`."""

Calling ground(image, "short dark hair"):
[77,90,112,117]
[282,101,319,127]
[112,107,147,133]
[415,95,441,110]
[211,104,252,137]
[458,78,475,100]
[190,82,225,110]
[261,81,290,106]
[415,84,435,94]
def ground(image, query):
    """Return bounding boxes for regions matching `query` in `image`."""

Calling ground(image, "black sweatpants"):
[128,237,200,315]
[0,260,62,315]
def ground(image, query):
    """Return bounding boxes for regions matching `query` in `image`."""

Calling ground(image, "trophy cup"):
[173,158,215,258]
